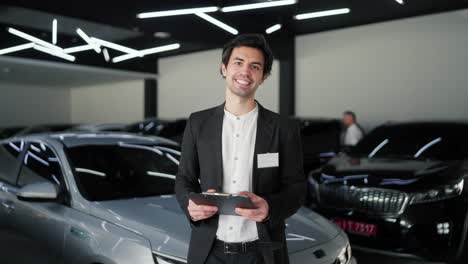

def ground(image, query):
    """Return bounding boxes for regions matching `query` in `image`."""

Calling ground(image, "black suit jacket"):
[175,102,306,264]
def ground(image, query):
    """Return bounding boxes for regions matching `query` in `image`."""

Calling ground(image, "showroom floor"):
[354,251,446,264]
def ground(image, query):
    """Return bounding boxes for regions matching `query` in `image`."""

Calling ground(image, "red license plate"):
[332,218,377,237]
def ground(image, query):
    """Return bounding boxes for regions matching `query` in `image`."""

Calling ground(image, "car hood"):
[316,155,463,188]
[90,195,340,259]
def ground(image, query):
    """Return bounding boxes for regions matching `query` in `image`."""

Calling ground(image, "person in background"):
[342,110,364,147]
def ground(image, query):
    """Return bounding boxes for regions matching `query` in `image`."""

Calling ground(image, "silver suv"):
[0,133,356,264]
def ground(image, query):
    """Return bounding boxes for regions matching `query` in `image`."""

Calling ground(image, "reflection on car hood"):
[90,196,340,259]
[317,155,462,188]
[91,195,189,259]
[285,207,340,253]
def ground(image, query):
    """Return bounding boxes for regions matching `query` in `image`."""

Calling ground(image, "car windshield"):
[350,123,468,161]
[66,143,180,201]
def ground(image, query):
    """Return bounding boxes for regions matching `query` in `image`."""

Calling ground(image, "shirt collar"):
[224,102,258,121]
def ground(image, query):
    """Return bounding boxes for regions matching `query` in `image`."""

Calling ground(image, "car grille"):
[318,184,409,217]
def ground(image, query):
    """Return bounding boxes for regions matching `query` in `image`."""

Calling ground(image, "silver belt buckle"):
[242,242,247,253]
[224,243,237,254]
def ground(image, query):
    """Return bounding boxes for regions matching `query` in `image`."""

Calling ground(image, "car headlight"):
[334,243,352,264]
[411,179,464,204]
[153,252,186,264]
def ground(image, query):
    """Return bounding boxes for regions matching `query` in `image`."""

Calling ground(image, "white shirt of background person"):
[344,123,363,146]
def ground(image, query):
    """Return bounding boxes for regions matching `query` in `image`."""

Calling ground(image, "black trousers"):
[205,241,264,264]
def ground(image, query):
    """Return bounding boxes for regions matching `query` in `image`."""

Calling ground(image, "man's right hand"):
[188,189,218,221]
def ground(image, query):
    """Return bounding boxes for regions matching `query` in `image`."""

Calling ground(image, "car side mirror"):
[17,182,59,202]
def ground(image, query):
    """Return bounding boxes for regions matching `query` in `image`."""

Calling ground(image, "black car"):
[308,121,468,263]
[126,118,187,144]
[67,123,128,133]
[15,124,77,136]
[296,118,342,175]
[0,126,25,139]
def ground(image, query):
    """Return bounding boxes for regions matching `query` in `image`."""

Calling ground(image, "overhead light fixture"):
[0,43,35,55]
[265,24,282,34]
[137,6,219,18]
[195,13,238,35]
[52,19,57,44]
[153,32,171,39]
[113,43,180,63]
[76,28,101,53]
[222,0,296,12]
[221,0,297,13]
[33,44,75,62]
[294,8,350,20]
[395,0,404,4]
[63,44,94,54]
[103,48,110,62]
[8,27,63,52]
[90,37,141,56]
[4,19,183,64]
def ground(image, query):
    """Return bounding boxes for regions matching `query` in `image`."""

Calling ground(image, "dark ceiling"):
[1,0,467,74]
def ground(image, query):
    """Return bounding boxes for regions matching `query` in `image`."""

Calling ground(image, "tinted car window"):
[18,142,63,187]
[0,141,24,184]
[66,143,179,201]
[300,120,341,155]
[298,119,342,174]
[351,123,468,160]
[127,119,187,144]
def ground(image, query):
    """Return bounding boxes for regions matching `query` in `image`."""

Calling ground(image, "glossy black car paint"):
[296,118,342,175]
[308,122,468,263]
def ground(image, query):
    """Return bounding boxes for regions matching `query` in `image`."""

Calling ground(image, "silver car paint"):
[0,133,355,264]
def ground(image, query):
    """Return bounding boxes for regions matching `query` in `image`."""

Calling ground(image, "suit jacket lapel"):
[209,103,225,190]
[252,102,274,193]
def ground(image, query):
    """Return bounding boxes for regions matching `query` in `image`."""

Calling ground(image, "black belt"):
[213,239,259,254]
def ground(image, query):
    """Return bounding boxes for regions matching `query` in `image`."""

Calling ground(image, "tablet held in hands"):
[189,192,257,215]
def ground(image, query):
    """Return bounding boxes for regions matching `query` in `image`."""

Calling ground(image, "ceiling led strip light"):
[1,20,180,63]
[112,43,180,63]
[136,1,298,35]
[221,0,297,12]
[0,43,34,55]
[294,8,351,20]
[137,6,219,18]
[195,13,239,35]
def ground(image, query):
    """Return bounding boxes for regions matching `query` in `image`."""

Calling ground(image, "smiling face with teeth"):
[221,46,267,99]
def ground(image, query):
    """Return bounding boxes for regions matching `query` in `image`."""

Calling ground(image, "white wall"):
[158,49,279,119]
[0,82,70,127]
[296,9,468,130]
[70,80,144,124]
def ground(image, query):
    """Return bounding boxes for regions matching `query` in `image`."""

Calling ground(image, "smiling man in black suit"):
[175,34,306,264]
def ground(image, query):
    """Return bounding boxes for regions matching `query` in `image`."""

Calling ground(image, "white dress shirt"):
[216,103,259,242]
[344,123,363,146]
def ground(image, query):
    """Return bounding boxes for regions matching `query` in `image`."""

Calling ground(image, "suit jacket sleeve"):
[265,119,306,227]
[175,114,202,227]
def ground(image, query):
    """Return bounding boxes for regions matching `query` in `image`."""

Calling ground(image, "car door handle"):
[1,201,15,213]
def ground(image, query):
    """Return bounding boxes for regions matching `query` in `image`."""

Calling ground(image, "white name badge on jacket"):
[257,152,279,168]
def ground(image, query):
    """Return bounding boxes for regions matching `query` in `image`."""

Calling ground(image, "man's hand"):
[188,189,218,221]
[235,191,269,222]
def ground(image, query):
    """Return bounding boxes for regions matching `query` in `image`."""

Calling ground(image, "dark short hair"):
[343,110,357,121]
[220,33,273,77]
